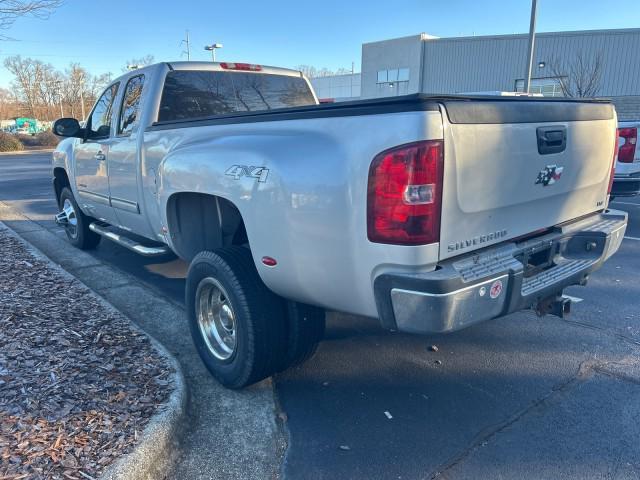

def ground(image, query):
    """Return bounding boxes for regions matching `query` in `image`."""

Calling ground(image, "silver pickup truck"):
[52,61,627,388]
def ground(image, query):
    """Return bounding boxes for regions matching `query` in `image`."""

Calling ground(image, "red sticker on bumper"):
[489,280,503,299]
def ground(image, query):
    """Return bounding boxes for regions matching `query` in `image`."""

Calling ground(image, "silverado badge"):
[535,164,564,186]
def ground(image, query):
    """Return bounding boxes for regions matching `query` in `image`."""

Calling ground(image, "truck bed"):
[147,93,613,131]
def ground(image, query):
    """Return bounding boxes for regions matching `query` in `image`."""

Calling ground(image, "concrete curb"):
[99,345,187,480]
[0,220,188,480]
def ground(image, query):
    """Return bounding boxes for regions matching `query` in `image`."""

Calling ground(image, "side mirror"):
[53,118,83,138]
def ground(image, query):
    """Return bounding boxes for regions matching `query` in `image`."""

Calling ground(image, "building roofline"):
[362,33,428,46]
[365,27,640,46]
[423,27,640,43]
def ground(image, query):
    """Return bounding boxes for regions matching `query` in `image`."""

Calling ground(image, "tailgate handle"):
[537,126,567,155]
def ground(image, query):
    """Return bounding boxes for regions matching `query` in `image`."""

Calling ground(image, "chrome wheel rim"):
[196,277,237,360]
[62,199,78,239]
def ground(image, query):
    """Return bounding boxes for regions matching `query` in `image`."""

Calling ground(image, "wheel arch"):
[53,167,71,205]
[165,192,247,262]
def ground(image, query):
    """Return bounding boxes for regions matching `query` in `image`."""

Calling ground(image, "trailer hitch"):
[534,295,571,319]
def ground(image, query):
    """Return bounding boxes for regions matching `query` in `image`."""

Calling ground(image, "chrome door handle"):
[94,151,106,161]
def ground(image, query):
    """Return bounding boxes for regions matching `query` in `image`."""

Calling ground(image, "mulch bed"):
[0,229,174,479]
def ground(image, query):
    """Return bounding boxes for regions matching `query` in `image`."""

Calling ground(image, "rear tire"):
[283,302,325,369]
[58,187,101,250]
[186,247,288,389]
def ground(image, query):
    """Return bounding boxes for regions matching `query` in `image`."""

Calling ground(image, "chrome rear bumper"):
[374,210,627,334]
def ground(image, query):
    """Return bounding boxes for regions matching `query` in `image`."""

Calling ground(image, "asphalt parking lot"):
[2,150,640,479]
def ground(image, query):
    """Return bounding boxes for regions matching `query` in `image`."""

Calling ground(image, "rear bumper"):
[374,210,627,334]
[612,173,640,197]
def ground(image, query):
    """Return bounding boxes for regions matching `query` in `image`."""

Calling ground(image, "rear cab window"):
[158,70,316,122]
[118,74,145,135]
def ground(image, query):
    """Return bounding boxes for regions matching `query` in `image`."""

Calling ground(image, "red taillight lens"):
[220,62,262,71]
[618,127,637,163]
[367,140,444,245]
[608,129,619,195]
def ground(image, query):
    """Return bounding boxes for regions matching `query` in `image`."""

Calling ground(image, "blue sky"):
[1,0,639,88]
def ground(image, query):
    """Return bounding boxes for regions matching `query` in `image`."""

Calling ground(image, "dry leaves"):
[0,231,173,479]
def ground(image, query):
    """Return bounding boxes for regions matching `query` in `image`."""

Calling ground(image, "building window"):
[376,67,410,96]
[515,77,564,97]
[377,67,410,84]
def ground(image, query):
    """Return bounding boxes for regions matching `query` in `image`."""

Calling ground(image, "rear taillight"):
[618,127,637,163]
[220,62,262,71]
[608,129,619,195]
[367,140,444,245]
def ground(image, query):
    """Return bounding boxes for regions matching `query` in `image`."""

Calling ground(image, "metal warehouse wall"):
[310,73,361,101]
[361,34,425,98]
[420,29,640,96]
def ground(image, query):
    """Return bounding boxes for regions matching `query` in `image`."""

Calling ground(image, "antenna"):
[181,30,191,60]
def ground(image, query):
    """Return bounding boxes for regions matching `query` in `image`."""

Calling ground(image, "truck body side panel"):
[144,110,444,317]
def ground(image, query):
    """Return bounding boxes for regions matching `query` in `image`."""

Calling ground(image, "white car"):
[612,121,640,198]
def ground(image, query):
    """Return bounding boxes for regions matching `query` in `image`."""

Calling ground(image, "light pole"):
[523,0,538,94]
[79,75,86,121]
[204,43,223,62]
[182,30,191,60]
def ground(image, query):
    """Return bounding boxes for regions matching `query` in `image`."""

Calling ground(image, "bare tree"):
[296,65,318,78]
[4,56,45,116]
[0,0,63,39]
[3,55,112,120]
[0,87,19,119]
[296,65,354,78]
[549,51,603,98]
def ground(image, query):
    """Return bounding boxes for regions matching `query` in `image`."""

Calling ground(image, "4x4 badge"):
[225,165,270,183]
[535,164,564,186]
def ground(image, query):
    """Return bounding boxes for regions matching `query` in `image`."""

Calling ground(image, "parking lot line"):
[624,236,640,241]
[611,201,640,207]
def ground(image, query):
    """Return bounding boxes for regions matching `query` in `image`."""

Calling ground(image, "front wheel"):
[58,187,101,250]
[186,247,288,389]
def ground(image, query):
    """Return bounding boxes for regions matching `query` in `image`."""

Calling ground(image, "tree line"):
[296,65,354,78]
[2,56,113,121]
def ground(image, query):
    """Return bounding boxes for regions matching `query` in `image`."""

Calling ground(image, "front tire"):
[58,187,101,250]
[186,247,288,389]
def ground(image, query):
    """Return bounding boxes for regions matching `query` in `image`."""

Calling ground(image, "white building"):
[310,73,361,101]
[363,29,640,120]
[316,28,640,120]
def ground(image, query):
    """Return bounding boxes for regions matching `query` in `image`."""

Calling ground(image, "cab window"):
[118,75,145,135]
[87,83,119,139]
[158,70,316,122]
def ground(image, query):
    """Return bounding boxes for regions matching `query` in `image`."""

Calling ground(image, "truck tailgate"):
[439,99,616,260]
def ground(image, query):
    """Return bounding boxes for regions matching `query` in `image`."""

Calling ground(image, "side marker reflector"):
[262,256,277,267]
